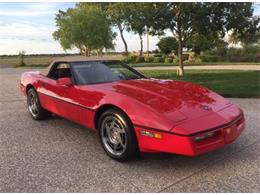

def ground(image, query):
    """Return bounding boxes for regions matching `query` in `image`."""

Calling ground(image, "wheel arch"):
[94,104,133,130]
[26,84,35,94]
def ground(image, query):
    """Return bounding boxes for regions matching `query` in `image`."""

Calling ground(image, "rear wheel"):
[98,108,139,161]
[27,88,51,120]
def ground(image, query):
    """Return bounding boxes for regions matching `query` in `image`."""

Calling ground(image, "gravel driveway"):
[0,68,259,192]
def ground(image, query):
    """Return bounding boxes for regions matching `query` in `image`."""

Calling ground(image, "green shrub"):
[226,47,242,62]
[200,55,218,62]
[122,56,130,63]
[135,56,145,63]
[18,61,26,67]
[243,45,260,55]
[241,45,260,62]
[202,45,260,62]
[123,55,137,63]
[144,56,154,63]
[194,57,202,64]
[173,58,178,64]
[182,54,189,61]
[154,54,162,58]
[164,57,173,63]
[17,50,26,67]
[183,60,190,64]
[131,55,137,63]
[153,57,163,63]
[225,47,258,62]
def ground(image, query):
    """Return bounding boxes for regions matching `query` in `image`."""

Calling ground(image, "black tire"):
[27,88,51,120]
[98,108,139,161]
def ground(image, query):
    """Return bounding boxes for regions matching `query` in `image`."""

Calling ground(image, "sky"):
[0,2,259,55]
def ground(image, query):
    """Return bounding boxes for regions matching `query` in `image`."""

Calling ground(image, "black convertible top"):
[43,56,121,76]
[51,56,119,63]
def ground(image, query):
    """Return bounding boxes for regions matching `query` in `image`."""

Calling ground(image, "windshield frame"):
[69,60,147,85]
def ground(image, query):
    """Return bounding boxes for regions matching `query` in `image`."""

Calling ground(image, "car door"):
[38,62,83,124]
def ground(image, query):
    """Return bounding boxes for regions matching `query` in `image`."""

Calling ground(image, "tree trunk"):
[147,32,149,56]
[175,6,184,76]
[99,48,103,56]
[139,34,143,56]
[83,47,91,57]
[176,32,184,76]
[118,23,128,55]
[177,39,184,76]
[84,49,88,57]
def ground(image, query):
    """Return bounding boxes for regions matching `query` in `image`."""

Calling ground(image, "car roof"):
[43,56,121,75]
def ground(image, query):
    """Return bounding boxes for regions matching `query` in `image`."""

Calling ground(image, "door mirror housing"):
[57,77,72,87]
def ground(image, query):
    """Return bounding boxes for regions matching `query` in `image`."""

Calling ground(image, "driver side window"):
[48,63,72,80]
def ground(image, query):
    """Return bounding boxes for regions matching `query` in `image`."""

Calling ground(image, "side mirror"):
[57,77,72,87]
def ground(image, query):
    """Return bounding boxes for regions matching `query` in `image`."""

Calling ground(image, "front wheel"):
[98,108,139,161]
[27,88,51,120]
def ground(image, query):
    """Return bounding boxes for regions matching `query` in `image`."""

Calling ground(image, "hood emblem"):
[201,105,212,111]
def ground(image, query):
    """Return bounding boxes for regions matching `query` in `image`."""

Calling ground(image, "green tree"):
[151,3,213,75]
[229,16,260,46]
[152,2,258,76]
[126,3,161,56]
[125,3,148,56]
[157,37,178,55]
[106,3,130,55]
[210,39,229,58]
[185,33,221,55]
[53,4,114,56]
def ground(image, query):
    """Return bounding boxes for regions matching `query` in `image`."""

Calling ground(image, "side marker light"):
[140,130,162,139]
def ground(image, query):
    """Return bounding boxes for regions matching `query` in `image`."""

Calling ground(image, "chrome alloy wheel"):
[101,115,127,156]
[28,91,39,117]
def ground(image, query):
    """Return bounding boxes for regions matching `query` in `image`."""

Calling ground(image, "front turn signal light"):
[140,130,162,139]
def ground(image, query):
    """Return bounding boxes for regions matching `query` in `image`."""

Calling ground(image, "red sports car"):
[20,57,245,161]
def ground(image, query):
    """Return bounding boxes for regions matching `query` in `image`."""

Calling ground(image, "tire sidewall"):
[98,109,139,161]
[27,88,44,120]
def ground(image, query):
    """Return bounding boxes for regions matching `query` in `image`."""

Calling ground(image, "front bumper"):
[135,114,245,156]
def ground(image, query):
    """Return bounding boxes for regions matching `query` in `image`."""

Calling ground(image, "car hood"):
[94,78,231,126]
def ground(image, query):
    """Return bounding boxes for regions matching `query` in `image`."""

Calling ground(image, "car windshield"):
[71,61,145,85]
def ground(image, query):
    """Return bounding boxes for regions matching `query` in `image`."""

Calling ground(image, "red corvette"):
[20,57,245,161]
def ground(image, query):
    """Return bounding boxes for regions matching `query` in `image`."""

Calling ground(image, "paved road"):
[136,65,260,71]
[0,68,259,192]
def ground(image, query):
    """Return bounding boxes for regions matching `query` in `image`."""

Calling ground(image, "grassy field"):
[140,69,260,98]
[0,54,123,67]
[0,56,56,67]
[1,55,260,67]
